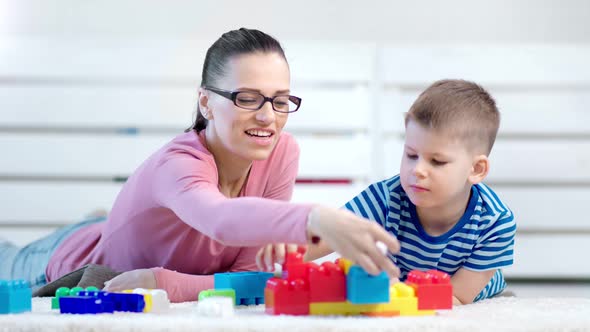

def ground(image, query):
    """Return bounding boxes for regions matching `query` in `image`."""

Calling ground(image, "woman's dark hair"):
[187,28,287,132]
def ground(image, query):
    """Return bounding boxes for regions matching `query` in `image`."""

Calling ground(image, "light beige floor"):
[507,282,590,298]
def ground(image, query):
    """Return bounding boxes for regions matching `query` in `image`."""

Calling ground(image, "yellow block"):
[308,282,435,316]
[337,258,353,274]
[122,289,153,312]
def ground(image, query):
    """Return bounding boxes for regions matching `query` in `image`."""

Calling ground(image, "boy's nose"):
[413,161,427,178]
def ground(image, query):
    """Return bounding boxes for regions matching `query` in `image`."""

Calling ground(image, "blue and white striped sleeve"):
[464,210,516,271]
[343,182,389,227]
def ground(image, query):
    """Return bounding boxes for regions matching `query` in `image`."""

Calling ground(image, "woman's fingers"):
[352,252,380,276]
[307,206,402,278]
[263,245,274,271]
[255,247,265,270]
[370,222,401,255]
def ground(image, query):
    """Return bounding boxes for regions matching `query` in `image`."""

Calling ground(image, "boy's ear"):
[469,155,489,184]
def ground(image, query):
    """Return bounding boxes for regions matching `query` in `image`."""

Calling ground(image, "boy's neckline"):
[407,185,479,243]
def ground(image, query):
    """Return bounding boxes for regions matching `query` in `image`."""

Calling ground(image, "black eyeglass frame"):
[203,86,302,113]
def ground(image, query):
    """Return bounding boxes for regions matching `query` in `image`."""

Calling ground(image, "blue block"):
[214,271,273,305]
[0,280,32,314]
[59,296,114,314]
[346,265,390,304]
[100,293,145,312]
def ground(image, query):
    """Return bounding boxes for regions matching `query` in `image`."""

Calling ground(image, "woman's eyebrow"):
[236,87,291,94]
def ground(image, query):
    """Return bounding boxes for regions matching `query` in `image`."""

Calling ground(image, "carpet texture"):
[0,297,589,332]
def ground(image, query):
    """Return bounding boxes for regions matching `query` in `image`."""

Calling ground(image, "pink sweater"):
[46,131,312,302]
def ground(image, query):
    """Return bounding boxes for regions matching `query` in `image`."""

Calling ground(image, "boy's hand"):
[255,244,303,272]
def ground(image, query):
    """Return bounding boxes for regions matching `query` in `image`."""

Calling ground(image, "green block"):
[198,288,236,304]
[51,286,100,310]
[52,287,71,309]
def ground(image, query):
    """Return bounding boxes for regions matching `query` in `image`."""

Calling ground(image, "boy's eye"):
[406,153,418,160]
[432,159,447,166]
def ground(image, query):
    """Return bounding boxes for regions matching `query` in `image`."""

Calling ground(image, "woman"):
[0,28,399,302]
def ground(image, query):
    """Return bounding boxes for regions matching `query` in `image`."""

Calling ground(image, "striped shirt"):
[344,175,516,301]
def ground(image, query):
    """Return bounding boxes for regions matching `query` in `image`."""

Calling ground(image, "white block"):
[196,296,234,317]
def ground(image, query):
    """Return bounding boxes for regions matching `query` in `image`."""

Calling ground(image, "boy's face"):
[400,120,477,210]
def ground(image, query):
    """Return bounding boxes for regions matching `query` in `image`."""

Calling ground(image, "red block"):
[308,262,346,302]
[406,270,453,310]
[282,252,311,282]
[265,277,310,315]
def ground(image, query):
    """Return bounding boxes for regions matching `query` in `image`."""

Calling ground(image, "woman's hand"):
[306,205,401,278]
[103,269,157,292]
[256,244,302,272]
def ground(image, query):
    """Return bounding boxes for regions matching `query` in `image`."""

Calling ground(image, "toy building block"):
[59,296,114,314]
[311,283,429,317]
[0,280,32,314]
[198,288,236,305]
[72,291,145,313]
[388,282,434,316]
[335,258,353,274]
[103,292,145,312]
[346,265,389,304]
[126,288,170,312]
[214,271,273,305]
[52,286,99,309]
[282,252,310,281]
[308,262,346,302]
[148,289,170,312]
[196,296,234,317]
[123,289,151,312]
[265,277,309,315]
[406,270,453,310]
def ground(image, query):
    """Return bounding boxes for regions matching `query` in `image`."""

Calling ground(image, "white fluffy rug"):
[0,297,589,332]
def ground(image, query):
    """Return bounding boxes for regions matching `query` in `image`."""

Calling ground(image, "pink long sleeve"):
[46,131,313,303]
[151,136,310,246]
[152,246,260,302]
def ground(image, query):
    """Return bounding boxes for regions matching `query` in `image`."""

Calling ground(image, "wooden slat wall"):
[379,46,590,279]
[0,38,375,246]
[2,39,589,279]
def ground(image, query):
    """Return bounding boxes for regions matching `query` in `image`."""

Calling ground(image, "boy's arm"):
[451,268,496,305]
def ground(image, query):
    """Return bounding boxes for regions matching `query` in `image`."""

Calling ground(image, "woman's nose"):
[255,101,276,123]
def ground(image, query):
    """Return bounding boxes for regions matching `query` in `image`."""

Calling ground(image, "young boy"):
[321,79,514,304]
[257,79,515,305]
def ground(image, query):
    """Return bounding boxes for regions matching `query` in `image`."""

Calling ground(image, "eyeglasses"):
[204,86,302,113]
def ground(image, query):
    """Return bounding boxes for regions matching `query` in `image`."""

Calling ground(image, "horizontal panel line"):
[0,76,198,86]
[0,77,369,88]
[0,175,129,183]
[0,127,366,136]
[2,177,590,187]
[516,229,590,235]
[0,126,182,135]
[505,277,590,283]
[485,181,590,187]
[0,175,368,184]
[384,83,590,92]
[0,222,72,228]
[384,132,590,140]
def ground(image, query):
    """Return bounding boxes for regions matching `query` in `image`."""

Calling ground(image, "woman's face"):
[202,52,291,162]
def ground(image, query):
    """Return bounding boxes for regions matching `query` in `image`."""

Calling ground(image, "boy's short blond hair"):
[405,79,500,155]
